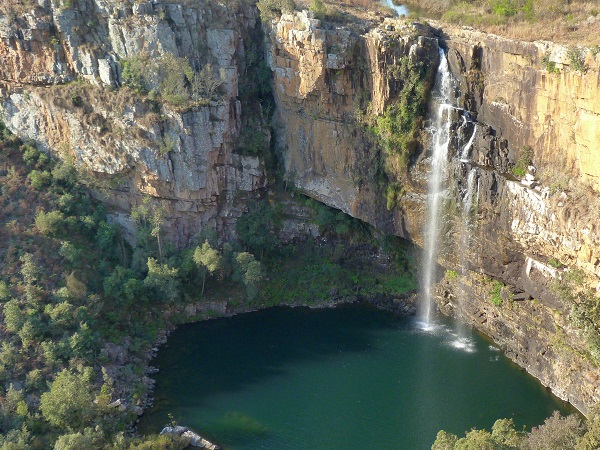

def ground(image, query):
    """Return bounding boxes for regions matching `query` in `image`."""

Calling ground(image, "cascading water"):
[456,167,478,321]
[460,124,477,162]
[421,47,456,325]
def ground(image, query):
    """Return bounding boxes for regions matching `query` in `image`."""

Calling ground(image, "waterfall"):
[452,167,478,340]
[460,124,477,162]
[421,47,456,325]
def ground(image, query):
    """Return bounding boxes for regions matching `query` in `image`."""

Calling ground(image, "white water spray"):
[421,47,456,324]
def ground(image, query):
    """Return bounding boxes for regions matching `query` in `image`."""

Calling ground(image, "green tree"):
[577,410,600,450]
[491,418,524,448]
[53,428,103,450]
[432,430,459,449]
[40,368,96,431]
[158,53,194,107]
[34,210,66,236]
[236,201,279,259]
[20,253,39,306]
[3,300,24,334]
[144,258,180,303]
[121,53,152,94]
[193,241,222,294]
[235,252,264,302]
[455,429,498,450]
[0,281,10,302]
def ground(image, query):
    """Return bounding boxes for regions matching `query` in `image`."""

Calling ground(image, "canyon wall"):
[267,11,439,241]
[433,25,600,414]
[1,0,600,415]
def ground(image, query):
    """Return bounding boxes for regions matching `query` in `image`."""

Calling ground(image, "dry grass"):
[398,0,600,45]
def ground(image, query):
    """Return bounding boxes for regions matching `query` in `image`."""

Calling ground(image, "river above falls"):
[138,304,574,449]
[382,0,409,16]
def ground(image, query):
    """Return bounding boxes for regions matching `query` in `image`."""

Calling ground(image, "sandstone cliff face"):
[439,21,600,192]
[0,0,266,245]
[267,12,438,240]
[430,25,600,414]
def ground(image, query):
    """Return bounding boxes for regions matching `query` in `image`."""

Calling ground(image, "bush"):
[121,54,151,94]
[53,428,103,450]
[490,0,519,17]
[257,0,295,22]
[35,210,66,236]
[310,0,326,19]
[512,145,534,177]
[541,53,560,74]
[27,169,52,189]
[567,46,587,73]
[490,280,504,306]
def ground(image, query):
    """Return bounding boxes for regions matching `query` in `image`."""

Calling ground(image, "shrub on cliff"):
[121,52,222,108]
[257,0,295,22]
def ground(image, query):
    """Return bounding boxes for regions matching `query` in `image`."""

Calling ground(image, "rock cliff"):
[1,0,600,417]
[0,0,266,245]
[267,12,438,241]
[432,23,600,414]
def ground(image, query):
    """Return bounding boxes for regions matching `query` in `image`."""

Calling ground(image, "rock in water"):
[160,426,221,449]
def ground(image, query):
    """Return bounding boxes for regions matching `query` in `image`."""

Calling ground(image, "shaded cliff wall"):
[0,0,266,245]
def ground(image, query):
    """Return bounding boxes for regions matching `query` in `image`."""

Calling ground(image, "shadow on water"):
[141,304,397,423]
[139,303,576,449]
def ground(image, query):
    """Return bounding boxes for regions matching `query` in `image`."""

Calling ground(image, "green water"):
[139,304,574,449]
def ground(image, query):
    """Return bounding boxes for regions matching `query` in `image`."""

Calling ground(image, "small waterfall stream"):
[456,167,478,323]
[421,47,456,325]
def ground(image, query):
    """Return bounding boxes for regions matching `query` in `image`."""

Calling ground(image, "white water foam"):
[412,320,477,353]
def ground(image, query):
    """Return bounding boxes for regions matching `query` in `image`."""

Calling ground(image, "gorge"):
[0,0,599,448]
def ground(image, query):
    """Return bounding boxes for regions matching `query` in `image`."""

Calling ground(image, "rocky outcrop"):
[160,425,221,449]
[0,0,266,245]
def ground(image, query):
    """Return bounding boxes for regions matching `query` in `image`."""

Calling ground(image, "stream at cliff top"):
[382,0,409,16]
[138,304,574,449]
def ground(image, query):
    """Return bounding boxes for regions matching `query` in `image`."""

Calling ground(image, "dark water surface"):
[138,304,574,449]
